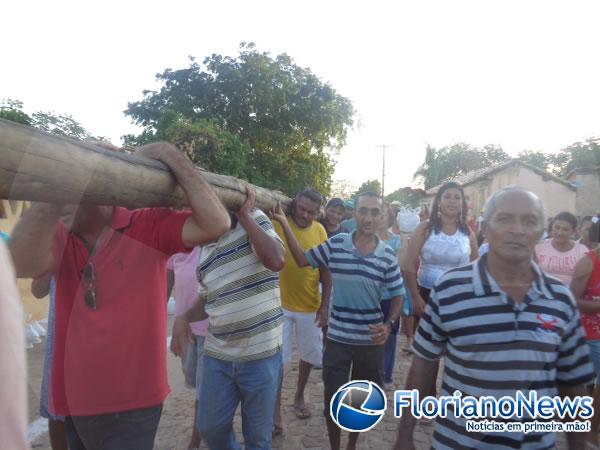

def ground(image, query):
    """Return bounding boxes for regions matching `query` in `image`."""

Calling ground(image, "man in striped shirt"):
[183,188,286,450]
[274,191,404,450]
[395,187,594,450]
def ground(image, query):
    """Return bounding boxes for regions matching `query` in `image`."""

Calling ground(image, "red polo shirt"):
[49,207,192,416]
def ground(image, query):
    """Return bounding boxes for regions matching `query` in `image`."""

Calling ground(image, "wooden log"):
[0,119,290,211]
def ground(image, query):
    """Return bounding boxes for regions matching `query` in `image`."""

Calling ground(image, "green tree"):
[413,143,510,189]
[355,179,382,196]
[124,110,252,178]
[1,99,104,141]
[31,111,94,140]
[516,150,552,171]
[0,99,31,125]
[554,138,600,176]
[124,42,354,196]
[413,144,445,190]
[385,188,423,208]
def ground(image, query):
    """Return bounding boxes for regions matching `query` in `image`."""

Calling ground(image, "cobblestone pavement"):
[31,333,569,450]
[156,335,432,450]
[268,336,431,450]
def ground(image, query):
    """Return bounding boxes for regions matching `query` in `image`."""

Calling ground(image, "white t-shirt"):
[0,242,28,450]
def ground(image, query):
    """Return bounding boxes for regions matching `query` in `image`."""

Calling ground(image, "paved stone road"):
[30,333,569,450]
[269,336,432,450]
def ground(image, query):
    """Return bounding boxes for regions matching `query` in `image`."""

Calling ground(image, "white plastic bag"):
[397,207,420,233]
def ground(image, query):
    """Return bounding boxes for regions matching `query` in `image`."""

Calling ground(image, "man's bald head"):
[482,187,545,227]
[481,187,546,263]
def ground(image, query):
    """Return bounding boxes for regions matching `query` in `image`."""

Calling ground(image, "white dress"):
[418,229,471,290]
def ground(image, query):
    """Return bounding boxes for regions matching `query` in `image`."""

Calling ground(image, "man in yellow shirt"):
[273,189,331,431]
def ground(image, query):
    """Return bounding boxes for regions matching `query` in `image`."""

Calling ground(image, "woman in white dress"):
[401,182,478,395]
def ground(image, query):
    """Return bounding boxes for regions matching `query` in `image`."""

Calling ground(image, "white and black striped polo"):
[412,253,594,450]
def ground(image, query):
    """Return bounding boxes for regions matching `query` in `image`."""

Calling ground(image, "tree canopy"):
[0,99,31,125]
[413,139,600,189]
[385,188,423,208]
[355,179,382,196]
[124,42,354,196]
[0,99,103,141]
[413,143,509,189]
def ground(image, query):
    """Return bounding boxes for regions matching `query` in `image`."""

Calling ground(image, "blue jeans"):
[197,352,282,450]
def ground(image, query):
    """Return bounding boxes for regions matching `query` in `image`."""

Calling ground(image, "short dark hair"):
[355,191,381,207]
[553,211,578,230]
[296,188,323,205]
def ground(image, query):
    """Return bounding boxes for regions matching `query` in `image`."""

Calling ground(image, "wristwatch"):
[386,319,397,332]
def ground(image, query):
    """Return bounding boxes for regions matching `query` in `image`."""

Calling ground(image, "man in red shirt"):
[9,142,230,450]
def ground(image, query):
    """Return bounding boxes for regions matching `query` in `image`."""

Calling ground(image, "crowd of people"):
[1,142,600,450]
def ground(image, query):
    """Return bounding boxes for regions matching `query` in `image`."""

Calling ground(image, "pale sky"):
[3,0,600,194]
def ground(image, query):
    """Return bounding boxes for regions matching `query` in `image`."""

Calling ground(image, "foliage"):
[0,99,105,141]
[554,138,600,176]
[31,111,94,140]
[515,150,553,172]
[355,179,382,196]
[413,137,600,190]
[0,99,31,125]
[413,143,510,189]
[385,188,423,208]
[124,42,354,196]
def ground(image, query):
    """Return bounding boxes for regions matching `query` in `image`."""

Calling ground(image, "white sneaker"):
[32,321,47,338]
[26,324,41,345]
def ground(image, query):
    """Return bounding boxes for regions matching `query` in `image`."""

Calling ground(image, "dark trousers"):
[66,404,163,450]
[383,332,398,383]
[322,339,384,416]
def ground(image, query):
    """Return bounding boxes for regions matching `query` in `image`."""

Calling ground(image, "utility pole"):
[375,145,390,198]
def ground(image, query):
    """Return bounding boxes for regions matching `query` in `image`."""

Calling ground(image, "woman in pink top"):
[535,211,588,285]
[168,246,208,450]
[571,216,600,447]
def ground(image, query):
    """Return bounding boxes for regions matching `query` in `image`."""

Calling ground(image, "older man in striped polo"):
[395,187,594,450]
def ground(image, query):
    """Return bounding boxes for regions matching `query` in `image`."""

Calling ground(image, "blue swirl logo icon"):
[330,380,387,432]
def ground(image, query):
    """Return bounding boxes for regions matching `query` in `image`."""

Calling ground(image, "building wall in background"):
[567,169,600,218]
[422,165,576,221]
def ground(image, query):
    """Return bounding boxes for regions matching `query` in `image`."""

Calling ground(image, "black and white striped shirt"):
[413,253,594,450]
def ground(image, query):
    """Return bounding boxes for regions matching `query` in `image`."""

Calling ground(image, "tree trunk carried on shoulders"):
[0,119,290,211]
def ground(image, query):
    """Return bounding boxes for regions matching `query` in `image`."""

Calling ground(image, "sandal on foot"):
[293,404,312,419]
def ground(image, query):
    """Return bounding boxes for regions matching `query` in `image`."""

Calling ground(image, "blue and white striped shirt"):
[414,253,594,449]
[305,232,404,345]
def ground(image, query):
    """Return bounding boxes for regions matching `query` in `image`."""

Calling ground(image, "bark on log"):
[0,119,290,211]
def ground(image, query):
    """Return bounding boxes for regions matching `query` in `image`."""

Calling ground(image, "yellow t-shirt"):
[274,220,328,312]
